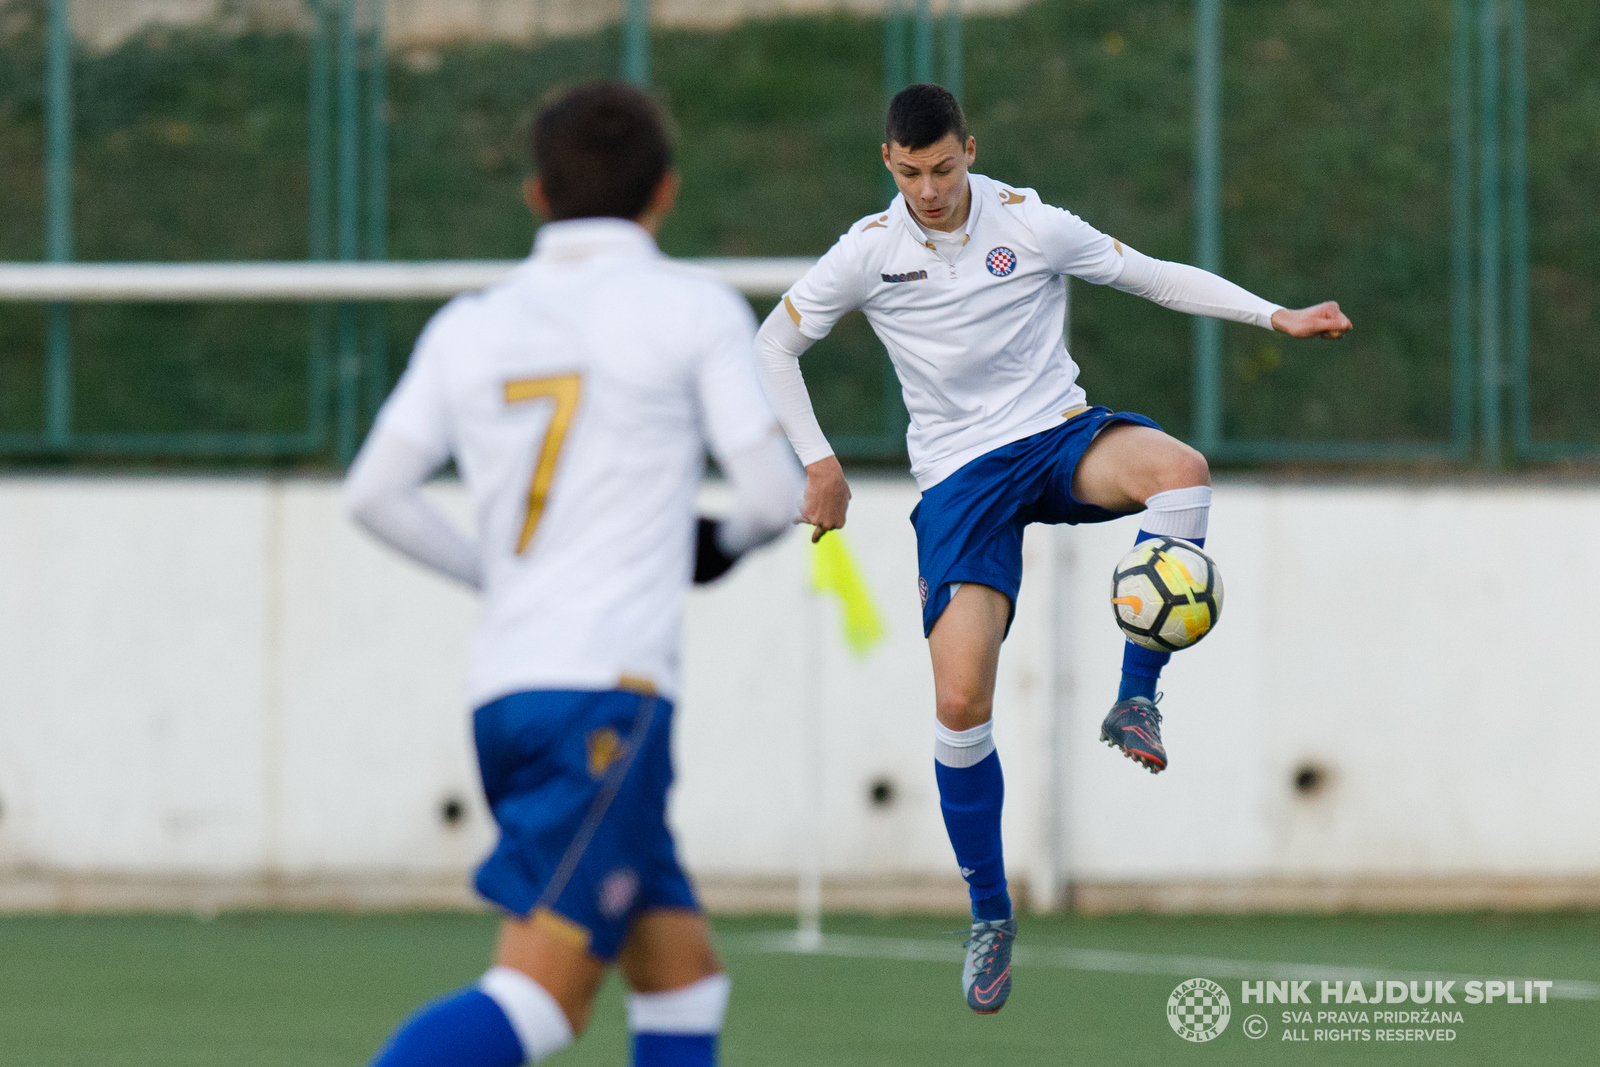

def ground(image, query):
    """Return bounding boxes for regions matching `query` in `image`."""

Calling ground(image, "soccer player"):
[344,83,802,1067]
[756,84,1351,1014]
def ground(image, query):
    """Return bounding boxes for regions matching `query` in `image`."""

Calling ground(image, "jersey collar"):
[533,217,660,262]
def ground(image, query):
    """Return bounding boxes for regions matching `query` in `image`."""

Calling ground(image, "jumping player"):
[345,83,802,1067]
[756,84,1350,1014]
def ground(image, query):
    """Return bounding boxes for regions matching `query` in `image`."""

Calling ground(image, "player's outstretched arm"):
[344,429,482,589]
[1270,301,1352,339]
[1108,245,1352,340]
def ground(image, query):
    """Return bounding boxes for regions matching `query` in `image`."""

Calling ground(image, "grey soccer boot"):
[961,917,1016,1014]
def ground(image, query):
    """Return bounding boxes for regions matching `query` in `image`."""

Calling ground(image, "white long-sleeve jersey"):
[763,172,1282,489]
[347,218,801,705]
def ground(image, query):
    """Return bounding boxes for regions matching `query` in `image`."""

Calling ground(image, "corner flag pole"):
[797,543,824,950]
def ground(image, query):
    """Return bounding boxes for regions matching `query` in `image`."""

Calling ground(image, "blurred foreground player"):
[757,84,1350,1013]
[345,83,802,1067]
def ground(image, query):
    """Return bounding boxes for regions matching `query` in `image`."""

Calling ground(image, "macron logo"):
[881,270,928,283]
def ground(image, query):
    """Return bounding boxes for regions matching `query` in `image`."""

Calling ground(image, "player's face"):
[882,133,977,232]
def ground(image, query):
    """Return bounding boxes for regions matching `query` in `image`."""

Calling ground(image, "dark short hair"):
[885,83,968,151]
[530,82,673,221]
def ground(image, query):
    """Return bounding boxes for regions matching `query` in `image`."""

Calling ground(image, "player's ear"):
[634,170,680,235]
[524,176,552,220]
[964,136,977,165]
[881,143,893,169]
[647,170,680,217]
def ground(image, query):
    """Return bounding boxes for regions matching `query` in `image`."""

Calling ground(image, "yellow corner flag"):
[810,531,886,657]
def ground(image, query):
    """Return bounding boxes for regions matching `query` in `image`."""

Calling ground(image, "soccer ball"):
[1109,536,1223,652]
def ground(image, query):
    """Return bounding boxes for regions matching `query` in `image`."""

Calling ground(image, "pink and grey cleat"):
[961,918,1015,1014]
[1100,694,1167,773]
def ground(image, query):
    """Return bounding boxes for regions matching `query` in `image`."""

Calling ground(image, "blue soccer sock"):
[1117,486,1212,704]
[634,1034,716,1067]
[370,967,573,1067]
[933,721,1010,921]
[629,974,730,1067]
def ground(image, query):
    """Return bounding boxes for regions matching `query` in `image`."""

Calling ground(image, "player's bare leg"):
[495,913,608,1034]
[616,908,731,1061]
[616,908,722,993]
[1070,423,1210,511]
[1074,423,1213,772]
[928,582,1009,732]
[927,583,1016,1013]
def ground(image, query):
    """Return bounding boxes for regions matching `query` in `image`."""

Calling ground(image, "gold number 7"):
[504,374,583,553]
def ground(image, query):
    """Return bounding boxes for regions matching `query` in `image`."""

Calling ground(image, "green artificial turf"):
[1,911,1595,1065]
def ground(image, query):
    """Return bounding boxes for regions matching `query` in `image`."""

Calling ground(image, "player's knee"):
[936,687,993,732]
[1151,441,1210,496]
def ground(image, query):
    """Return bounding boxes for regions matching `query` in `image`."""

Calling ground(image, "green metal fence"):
[13,0,394,462]
[1,0,1592,468]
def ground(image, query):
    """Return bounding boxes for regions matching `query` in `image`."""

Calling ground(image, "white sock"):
[627,973,732,1034]
[1139,485,1211,542]
[934,720,995,769]
[479,966,574,1062]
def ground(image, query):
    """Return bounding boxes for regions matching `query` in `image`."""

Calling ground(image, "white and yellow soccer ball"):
[1109,536,1223,652]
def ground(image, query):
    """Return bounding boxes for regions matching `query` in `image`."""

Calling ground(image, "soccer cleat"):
[961,918,1016,1014]
[1100,694,1167,774]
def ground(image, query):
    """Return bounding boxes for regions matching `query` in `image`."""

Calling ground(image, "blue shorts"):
[911,406,1162,638]
[472,688,698,962]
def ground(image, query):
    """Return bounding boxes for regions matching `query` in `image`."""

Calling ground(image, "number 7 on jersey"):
[505,374,583,553]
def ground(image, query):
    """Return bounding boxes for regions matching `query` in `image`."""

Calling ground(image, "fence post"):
[913,0,934,84]
[624,0,650,86]
[943,1,962,101]
[1191,0,1223,455]
[1504,0,1528,457]
[1477,0,1502,468]
[335,0,363,466]
[1449,0,1476,457]
[45,0,73,449]
[307,1,333,448]
[365,0,389,422]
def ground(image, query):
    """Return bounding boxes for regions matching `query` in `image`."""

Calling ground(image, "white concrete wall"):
[1,476,1598,911]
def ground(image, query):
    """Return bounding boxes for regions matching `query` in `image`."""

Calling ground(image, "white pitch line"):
[719,931,1600,1002]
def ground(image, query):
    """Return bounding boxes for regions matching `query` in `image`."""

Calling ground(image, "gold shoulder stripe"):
[618,673,657,695]
[783,295,802,326]
[863,214,889,230]
[1113,238,1124,255]
[1000,190,1026,205]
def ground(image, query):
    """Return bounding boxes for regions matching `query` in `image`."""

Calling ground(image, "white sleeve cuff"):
[716,431,804,557]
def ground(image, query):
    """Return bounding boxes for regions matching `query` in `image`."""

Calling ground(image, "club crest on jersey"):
[881,269,928,283]
[985,247,1017,277]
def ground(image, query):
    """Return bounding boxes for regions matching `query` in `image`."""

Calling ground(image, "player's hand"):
[1271,301,1351,339]
[802,455,851,543]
